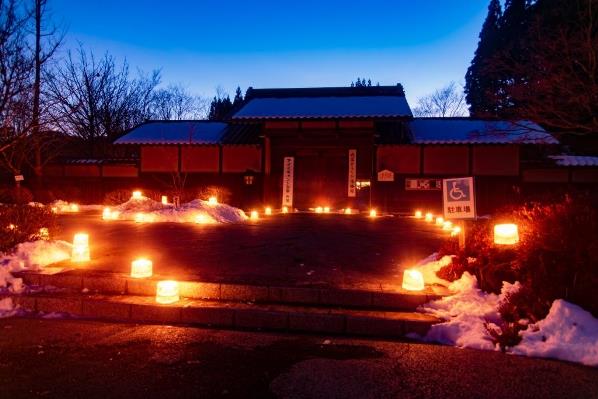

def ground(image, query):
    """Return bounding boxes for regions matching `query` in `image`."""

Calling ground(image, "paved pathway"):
[55,212,444,288]
[1,319,597,399]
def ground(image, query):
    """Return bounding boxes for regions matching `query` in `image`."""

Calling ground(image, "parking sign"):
[442,177,476,219]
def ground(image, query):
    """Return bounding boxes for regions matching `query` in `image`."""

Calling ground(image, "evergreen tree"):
[464,0,502,116]
[233,86,243,107]
[208,95,234,121]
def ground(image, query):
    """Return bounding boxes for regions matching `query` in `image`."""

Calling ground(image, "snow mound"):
[50,200,103,212]
[113,196,247,224]
[0,240,72,288]
[512,300,598,367]
[0,297,17,318]
[415,253,453,287]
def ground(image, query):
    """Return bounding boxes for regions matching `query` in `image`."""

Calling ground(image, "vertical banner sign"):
[442,177,476,219]
[282,157,294,207]
[348,149,357,197]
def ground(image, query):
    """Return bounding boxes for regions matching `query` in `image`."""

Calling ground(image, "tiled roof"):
[549,155,598,167]
[114,121,227,145]
[407,119,558,145]
[220,123,261,144]
[233,85,412,120]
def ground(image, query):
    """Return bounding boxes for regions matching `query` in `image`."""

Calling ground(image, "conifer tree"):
[464,0,502,116]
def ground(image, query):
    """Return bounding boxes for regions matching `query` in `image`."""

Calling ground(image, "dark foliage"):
[0,204,57,252]
[0,186,33,204]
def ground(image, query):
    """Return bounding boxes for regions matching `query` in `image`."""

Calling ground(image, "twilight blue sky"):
[51,1,489,105]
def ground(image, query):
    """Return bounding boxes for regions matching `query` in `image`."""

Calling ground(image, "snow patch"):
[415,253,453,287]
[113,196,247,224]
[512,300,598,367]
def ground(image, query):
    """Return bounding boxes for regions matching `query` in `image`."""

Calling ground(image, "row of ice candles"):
[414,210,461,236]
[70,233,178,304]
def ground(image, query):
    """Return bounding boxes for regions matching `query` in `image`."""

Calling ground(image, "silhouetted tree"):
[413,82,468,117]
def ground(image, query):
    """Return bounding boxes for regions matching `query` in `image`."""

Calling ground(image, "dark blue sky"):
[52,1,489,104]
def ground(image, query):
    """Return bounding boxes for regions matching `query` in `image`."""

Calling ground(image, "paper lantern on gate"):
[131,258,153,278]
[71,233,90,262]
[156,280,179,304]
[494,224,519,245]
[402,269,424,291]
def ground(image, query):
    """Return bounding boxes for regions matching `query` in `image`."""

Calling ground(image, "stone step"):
[6,293,439,339]
[15,270,448,312]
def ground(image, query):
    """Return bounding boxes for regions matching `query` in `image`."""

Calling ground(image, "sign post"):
[442,177,476,249]
[348,149,356,198]
[282,157,294,208]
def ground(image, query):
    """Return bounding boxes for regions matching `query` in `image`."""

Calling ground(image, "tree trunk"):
[32,0,42,181]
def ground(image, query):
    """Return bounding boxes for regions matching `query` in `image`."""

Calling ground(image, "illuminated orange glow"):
[195,214,209,224]
[69,203,79,212]
[442,221,453,231]
[39,227,49,240]
[369,209,377,218]
[7,224,16,230]
[208,196,218,205]
[131,258,153,278]
[425,213,434,222]
[102,207,112,220]
[132,191,142,199]
[494,224,519,245]
[161,195,168,205]
[71,233,90,262]
[402,269,425,291]
[156,280,179,304]
[344,208,352,215]
[315,206,323,214]
[134,213,146,223]
[323,207,331,213]
[282,206,289,214]
[414,210,423,219]
[451,226,462,237]
[265,207,272,215]
[250,210,259,220]
[51,206,58,213]
[435,217,444,226]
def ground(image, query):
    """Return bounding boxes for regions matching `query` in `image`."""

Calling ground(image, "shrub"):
[437,192,598,346]
[196,185,232,204]
[0,187,34,204]
[0,204,58,252]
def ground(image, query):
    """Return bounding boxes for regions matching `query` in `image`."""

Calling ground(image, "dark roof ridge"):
[245,85,405,99]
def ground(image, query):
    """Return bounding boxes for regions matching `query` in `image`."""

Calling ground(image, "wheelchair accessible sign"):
[442,177,476,219]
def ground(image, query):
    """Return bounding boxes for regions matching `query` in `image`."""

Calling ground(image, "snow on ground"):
[416,254,598,367]
[415,253,453,287]
[513,300,598,367]
[50,200,103,212]
[112,196,248,224]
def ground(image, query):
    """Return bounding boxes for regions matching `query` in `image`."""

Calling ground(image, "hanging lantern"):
[369,209,377,218]
[161,195,168,205]
[132,191,142,199]
[435,216,444,226]
[156,280,179,304]
[414,210,423,219]
[282,206,289,214]
[402,269,424,291]
[71,233,90,262]
[425,213,434,222]
[208,196,218,205]
[250,210,259,220]
[131,258,153,278]
[265,207,272,215]
[494,224,519,245]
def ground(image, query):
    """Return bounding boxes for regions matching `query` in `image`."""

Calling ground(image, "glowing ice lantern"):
[39,227,49,240]
[344,208,352,215]
[265,207,272,215]
[208,196,218,205]
[494,224,519,245]
[402,269,424,291]
[69,203,79,212]
[315,206,323,214]
[435,216,444,226]
[195,214,208,224]
[414,210,422,219]
[323,207,330,213]
[161,195,168,205]
[442,221,453,231]
[369,209,377,218]
[51,206,58,213]
[132,191,142,199]
[425,213,433,222]
[134,213,145,223]
[250,210,259,220]
[71,233,90,262]
[131,258,153,278]
[156,280,179,304]
[451,226,462,237]
[282,206,289,214]
[102,207,112,220]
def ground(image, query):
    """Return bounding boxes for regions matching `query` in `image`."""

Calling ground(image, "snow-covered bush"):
[0,204,58,252]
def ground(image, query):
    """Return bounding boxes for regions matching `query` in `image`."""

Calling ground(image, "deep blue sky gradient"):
[51,1,489,104]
